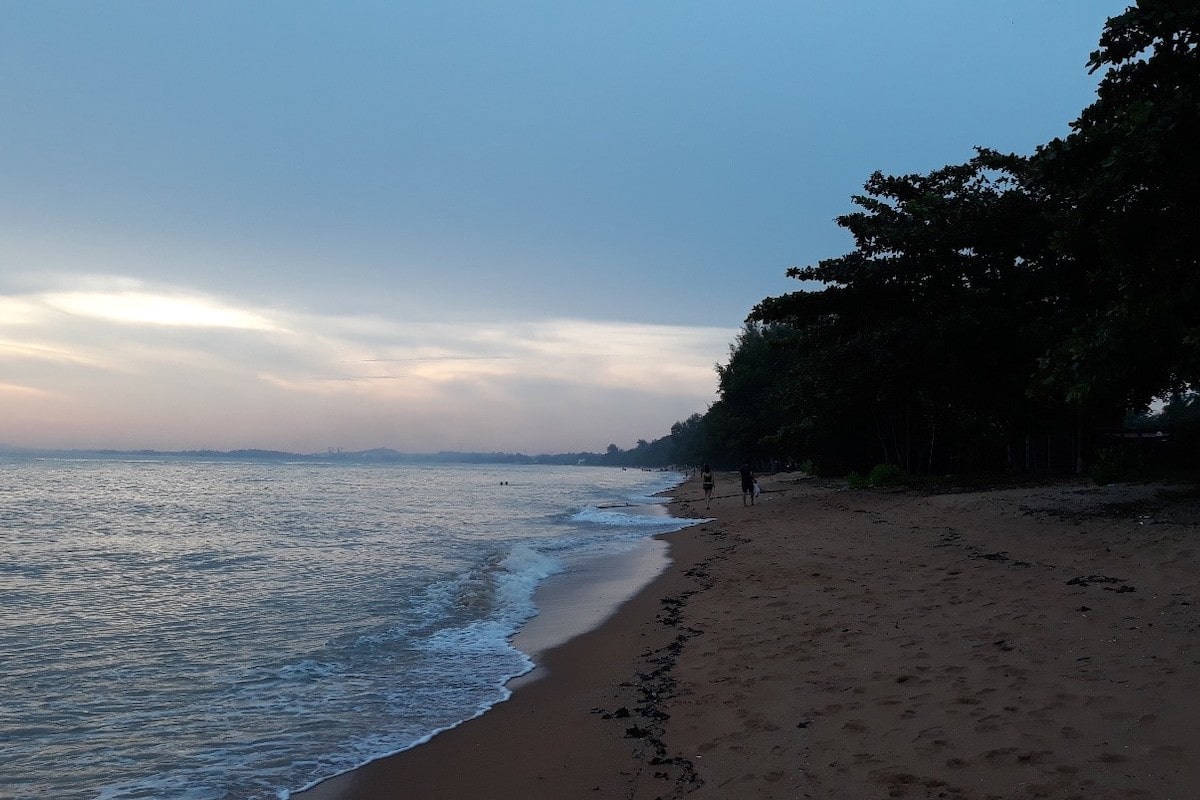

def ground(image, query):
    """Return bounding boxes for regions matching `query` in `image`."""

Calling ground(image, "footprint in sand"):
[982,747,1018,763]
[914,729,950,754]
[974,714,1003,733]
[1015,750,1053,765]
[1150,744,1184,759]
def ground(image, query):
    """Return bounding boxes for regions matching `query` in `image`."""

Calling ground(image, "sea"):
[0,455,703,800]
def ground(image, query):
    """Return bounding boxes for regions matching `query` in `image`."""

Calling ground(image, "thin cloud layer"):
[42,290,282,331]
[0,276,732,453]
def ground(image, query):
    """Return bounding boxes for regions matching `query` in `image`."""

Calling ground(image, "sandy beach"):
[298,473,1200,799]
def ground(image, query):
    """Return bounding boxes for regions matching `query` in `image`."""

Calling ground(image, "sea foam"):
[0,457,690,800]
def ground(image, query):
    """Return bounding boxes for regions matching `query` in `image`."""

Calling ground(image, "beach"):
[298,473,1200,799]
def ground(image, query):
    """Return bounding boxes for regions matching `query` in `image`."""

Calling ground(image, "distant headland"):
[0,445,675,469]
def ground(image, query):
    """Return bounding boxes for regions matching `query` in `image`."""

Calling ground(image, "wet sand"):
[297,473,1200,799]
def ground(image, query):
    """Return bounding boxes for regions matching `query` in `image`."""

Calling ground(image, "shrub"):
[867,463,908,486]
[1089,446,1144,485]
[847,463,909,489]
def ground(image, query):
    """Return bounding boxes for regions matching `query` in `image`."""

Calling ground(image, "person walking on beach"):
[739,463,755,506]
[701,464,714,509]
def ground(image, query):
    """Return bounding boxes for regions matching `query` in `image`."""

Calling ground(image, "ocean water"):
[0,456,701,800]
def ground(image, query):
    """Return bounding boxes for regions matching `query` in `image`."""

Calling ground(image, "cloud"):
[42,289,283,330]
[0,296,46,326]
[0,381,50,397]
[0,338,110,367]
[0,275,734,452]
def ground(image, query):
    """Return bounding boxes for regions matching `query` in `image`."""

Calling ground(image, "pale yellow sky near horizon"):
[0,275,736,453]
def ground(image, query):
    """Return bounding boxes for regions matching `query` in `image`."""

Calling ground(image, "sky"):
[1,1,1128,454]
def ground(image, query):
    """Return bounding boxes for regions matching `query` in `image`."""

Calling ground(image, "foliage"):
[1127,392,1200,429]
[746,151,1073,473]
[867,463,908,486]
[846,464,910,489]
[1122,392,1200,471]
[1030,1,1200,406]
[592,436,676,468]
[1089,445,1146,485]
[639,4,1199,475]
[1159,393,1200,426]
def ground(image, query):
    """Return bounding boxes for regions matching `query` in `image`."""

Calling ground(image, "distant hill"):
[0,445,614,466]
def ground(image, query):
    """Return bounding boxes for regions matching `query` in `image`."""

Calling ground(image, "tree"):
[713,322,811,467]
[1031,1,1200,408]
[655,2,1199,476]
[753,153,1069,472]
[668,413,706,466]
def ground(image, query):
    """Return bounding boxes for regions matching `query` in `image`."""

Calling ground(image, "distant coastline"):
[0,446,647,467]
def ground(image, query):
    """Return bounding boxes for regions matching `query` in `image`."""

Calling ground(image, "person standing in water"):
[739,463,755,506]
[701,464,714,509]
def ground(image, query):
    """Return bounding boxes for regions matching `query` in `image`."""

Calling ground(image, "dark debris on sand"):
[589,529,737,798]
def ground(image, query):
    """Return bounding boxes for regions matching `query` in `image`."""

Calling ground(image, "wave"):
[570,504,709,529]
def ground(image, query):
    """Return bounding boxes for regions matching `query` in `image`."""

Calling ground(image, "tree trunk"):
[927,422,936,475]
[875,416,889,464]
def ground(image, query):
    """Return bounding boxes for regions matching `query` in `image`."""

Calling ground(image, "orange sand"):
[298,473,1200,799]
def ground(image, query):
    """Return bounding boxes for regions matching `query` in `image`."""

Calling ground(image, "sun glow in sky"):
[0,2,1125,453]
[41,291,282,331]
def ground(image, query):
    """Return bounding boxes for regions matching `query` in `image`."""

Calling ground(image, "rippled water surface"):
[0,456,696,799]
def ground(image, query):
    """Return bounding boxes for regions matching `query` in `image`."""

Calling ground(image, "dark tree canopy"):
[1032,0,1200,407]
[633,3,1198,475]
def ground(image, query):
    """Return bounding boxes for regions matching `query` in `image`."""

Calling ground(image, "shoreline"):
[297,472,1200,799]
[295,475,715,799]
[508,535,671,687]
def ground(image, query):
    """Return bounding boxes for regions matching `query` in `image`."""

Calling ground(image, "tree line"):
[633,2,1199,476]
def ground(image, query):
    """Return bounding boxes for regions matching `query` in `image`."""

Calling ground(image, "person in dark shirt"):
[739,464,755,506]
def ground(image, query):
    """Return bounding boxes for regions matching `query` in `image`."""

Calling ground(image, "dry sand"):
[298,473,1200,799]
